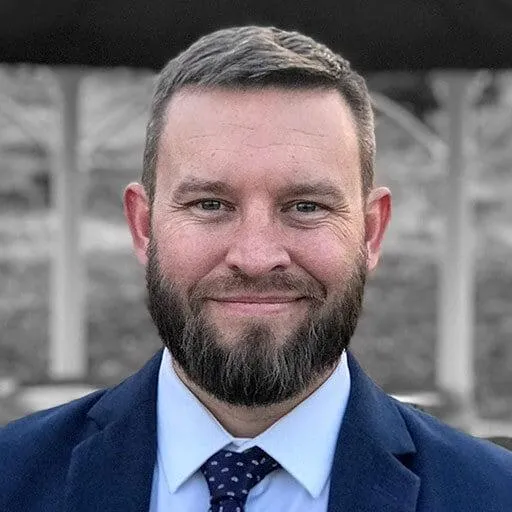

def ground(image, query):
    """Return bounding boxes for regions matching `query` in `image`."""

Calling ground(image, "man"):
[1,26,511,512]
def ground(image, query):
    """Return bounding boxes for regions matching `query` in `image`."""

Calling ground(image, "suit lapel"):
[327,353,421,512]
[64,351,162,512]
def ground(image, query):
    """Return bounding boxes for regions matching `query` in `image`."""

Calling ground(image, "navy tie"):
[200,446,281,512]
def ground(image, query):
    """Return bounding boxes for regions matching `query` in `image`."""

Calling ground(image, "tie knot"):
[200,447,280,511]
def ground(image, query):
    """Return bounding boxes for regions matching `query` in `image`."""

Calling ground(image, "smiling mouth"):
[213,296,302,303]
[208,297,305,315]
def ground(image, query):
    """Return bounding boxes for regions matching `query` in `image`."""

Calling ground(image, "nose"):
[224,215,292,277]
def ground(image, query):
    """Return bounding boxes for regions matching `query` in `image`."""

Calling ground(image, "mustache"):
[188,272,327,303]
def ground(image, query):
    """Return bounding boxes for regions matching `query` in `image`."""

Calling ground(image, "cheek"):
[153,222,227,283]
[291,228,364,288]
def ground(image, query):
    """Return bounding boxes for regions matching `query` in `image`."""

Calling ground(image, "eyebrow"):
[172,177,348,204]
[172,178,235,200]
[280,182,348,204]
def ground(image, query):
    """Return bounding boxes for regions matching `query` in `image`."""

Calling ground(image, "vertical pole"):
[49,68,86,380]
[435,72,482,429]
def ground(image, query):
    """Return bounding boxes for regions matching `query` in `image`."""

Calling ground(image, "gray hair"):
[142,25,375,203]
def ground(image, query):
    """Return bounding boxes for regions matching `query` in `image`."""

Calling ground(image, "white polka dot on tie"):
[236,461,244,466]
[211,461,218,465]
[242,489,248,495]
[252,460,259,465]
[246,473,253,478]
[221,467,229,473]
[227,491,235,497]
[217,484,225,490]
[236,508,241,512]
[225,452,233,457]
[261,457,266,463]
[231,476,238,482]
[209,477,215,482]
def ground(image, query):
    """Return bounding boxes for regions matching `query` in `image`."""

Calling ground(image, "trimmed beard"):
[145,238,367,407]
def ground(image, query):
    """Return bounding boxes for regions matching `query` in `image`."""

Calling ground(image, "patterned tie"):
[200,446,281,512]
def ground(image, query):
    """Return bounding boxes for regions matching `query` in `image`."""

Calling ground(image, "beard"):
[145,238,367,407]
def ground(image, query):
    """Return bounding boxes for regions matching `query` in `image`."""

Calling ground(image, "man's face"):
[126,87,390,406]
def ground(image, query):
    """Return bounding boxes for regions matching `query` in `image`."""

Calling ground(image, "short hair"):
[142,25,375,204]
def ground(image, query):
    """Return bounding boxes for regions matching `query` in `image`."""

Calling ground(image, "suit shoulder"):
[0,389,107,469]
[394,399,512,498]
[1,388,105,437]
[0,389,108,510]
[396,399,512,463]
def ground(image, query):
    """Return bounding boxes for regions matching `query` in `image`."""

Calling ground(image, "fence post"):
[49,68,87,380]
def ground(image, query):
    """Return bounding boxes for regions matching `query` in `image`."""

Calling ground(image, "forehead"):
[156,87,361,195]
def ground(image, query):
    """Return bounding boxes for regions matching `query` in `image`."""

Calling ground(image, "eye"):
[293,202,321,213]
[193,199,224,211]
[188,199,235,217]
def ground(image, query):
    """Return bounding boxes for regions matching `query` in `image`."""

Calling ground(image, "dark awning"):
[0,0,511,70]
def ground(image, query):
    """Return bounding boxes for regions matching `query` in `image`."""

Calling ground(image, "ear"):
[364,186,392,272]
[123,183,151,266]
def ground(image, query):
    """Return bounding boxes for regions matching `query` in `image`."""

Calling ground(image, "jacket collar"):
[327,352,420,512]
[63,349,420,512]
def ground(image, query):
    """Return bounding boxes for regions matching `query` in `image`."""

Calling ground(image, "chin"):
[213,319,297,345]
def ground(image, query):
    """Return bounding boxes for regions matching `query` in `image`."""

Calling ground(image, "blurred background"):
[0,1,511,449]
[0,67,511,435]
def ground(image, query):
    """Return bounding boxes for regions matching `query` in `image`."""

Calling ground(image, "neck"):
[172,362,336,438]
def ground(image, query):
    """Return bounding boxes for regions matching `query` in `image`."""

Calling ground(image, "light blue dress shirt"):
[149,348,351,511]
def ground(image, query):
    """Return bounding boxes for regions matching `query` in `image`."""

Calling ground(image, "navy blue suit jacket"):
[1,350,511,511]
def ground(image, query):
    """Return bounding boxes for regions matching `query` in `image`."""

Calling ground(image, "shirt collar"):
[156,348,351,499]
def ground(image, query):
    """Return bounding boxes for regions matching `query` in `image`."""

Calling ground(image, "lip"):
[211,296,302,303]
[208,297,305,315]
